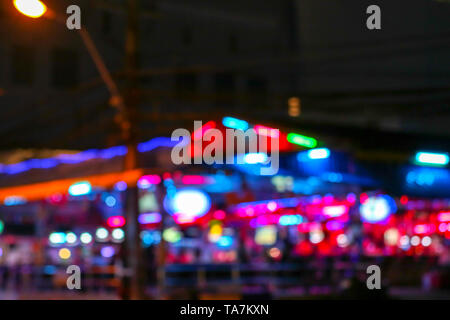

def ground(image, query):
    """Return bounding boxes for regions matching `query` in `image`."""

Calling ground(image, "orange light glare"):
[13,0,47,18]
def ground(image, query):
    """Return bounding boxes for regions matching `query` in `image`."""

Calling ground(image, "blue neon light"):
[138,212,162,224]
[68,181,92,196]
[4,196,27,206]
[217,236,233,248]
[360,195,397,223]
[307,148,330,159]
[222,117,249,131]
[243,153,268,164]
[164,189,211,219]
[0,137,178,176]
[415,152,449,167]
[298,148,330,162]
[279,215,303,226]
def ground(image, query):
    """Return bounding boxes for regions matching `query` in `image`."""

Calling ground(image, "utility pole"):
[122,0,145,300]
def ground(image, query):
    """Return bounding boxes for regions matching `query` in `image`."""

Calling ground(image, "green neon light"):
[287,133,317,148]
[0,220,4,235]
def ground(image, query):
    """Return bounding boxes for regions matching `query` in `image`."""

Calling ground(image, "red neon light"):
[107,216,126,228]
[193,121,216,140]
[360,193,369,204]
[400,195,409,205]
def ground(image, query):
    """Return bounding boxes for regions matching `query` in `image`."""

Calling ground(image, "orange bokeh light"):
[13,0,47,18]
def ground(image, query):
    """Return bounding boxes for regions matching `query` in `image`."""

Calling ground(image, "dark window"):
[182,27,193,47]
[247,76,267,93]
[12,45,36,85]
[229,34,238,53]
[215,73,234,92]
[176,73,197,92]
[101,11,112,35]
[51,48,79,88]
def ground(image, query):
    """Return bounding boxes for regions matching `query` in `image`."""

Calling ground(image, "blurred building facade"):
[0,0,449,151]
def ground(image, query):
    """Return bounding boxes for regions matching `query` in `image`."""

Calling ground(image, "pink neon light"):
[138,175,162,186]
[182,175,210,185]
[414,224,429,234]
[250,214,279,227]
[254,125,280,138]
[193,121,216,140]
[267,201,277,212]
[107,216,126,228]
[298,222,320,233]
[237,207,256,217]
[213,210,226,220]
[174,213,196,224]
[438,223,447,233]
[322,205,348,218]
[438,212,450,222]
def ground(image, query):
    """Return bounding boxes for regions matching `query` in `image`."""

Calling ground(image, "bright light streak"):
[415,152,449,166]
[287,133,317,148]
[243,152,268,164]
[49,232,66,245]
[68,181,92,196]
[323,205,348,218]
[222,117,249,131]
[14,0,47,18]
[254,125,280,138]
[278,215,303,226]
[307,148,330,160]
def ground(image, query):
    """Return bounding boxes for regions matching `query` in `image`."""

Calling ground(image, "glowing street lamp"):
[13,0,47,18]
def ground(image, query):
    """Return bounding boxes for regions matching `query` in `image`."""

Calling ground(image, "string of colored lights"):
[1,117,448,179]
[0,137,179,176]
